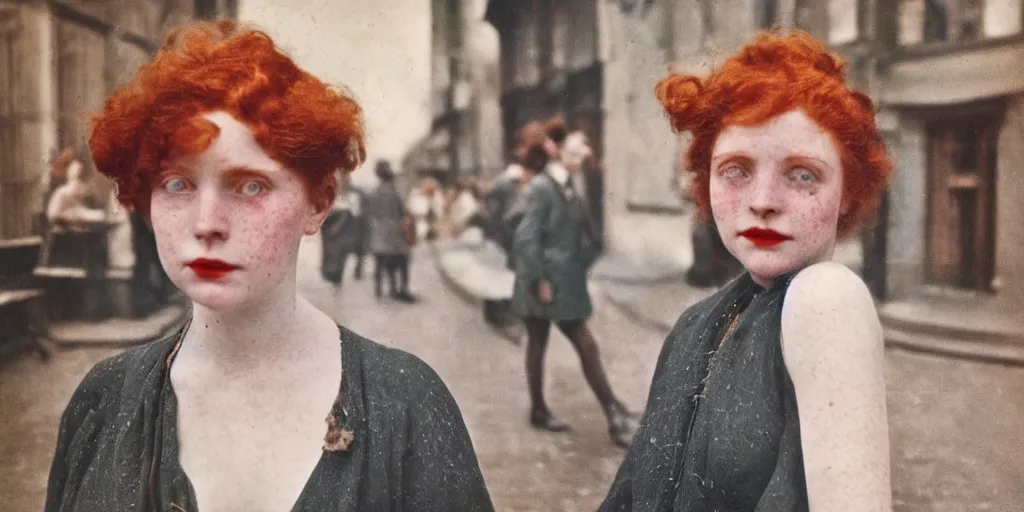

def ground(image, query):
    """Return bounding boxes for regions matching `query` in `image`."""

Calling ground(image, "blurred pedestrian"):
[320,171,368,291]
[366,160,416,302]
[511,134,637,448]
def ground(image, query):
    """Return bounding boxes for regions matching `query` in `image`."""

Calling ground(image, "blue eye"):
[721,166,746,178]
[239,181,265,197]
[162,177,188,193]
[790,168,817,183]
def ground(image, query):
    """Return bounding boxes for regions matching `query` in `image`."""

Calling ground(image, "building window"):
[194,0,217,20]
[924,107,1001,291]
[795,0,829,41]
[551,0,570,70]
[756,0,779,29]
[511,5,540,87]
[567,0,598,71]
[899,0,1021,45]
[700,0,715,39]
[828,0,859,44]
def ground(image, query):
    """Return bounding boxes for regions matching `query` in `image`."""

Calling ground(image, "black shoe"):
[530,411,571,433]
[607,404,638,448]
[394,291,417,303]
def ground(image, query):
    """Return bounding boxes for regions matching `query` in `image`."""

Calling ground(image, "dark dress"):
[46,324,494,511]
[599,271,809,511]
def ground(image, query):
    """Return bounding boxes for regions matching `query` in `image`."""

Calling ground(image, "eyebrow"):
[710,152,753,166]
[710,151,835,171]
[155,165,280,184]
[223,166,276,179]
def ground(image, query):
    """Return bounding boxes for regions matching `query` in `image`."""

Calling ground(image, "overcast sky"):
[238,0,433,185]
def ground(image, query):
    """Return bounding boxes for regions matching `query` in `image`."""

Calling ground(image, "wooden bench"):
[0,237,53,362]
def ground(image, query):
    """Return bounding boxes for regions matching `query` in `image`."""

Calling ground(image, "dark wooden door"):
[925,108,1000,291]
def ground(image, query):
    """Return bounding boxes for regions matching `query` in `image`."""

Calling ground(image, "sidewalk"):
[431,231,695,343]
[604,279,1024,365]
[47,300,189,348]
[433,236,1024,366]
[430,233,669,308]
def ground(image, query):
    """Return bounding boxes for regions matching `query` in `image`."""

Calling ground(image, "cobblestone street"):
[0,237,1021,510]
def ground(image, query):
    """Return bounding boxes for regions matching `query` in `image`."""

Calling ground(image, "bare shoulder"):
[783,261,878,329]
[781,261,883,367]
[779,263,893,509]
[786,261,874,306]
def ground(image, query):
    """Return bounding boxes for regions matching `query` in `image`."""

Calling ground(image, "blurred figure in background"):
[406,176,444,242]
[483,158,523,249]
[511,131,637,448]
[481,122,549,331]
[105,187,136,271]
[320,171,368,291]
[34,147,76,234]
[366,161,416,303]
[45,156,105,232]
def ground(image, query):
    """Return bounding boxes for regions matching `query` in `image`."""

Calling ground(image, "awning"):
[881,41,1024,106]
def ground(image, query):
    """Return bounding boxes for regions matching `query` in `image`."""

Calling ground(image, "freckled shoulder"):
[780,261,883,358]
[784,261,875,316]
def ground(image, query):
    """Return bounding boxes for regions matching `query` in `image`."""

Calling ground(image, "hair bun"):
[654,74,704,133]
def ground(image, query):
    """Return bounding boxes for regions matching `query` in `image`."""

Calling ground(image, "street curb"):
[430,243,522,344]
[589,267,689,286]
[881,317,1024,367]
[600,283,1024,367]
[48,303,190,349]
[431,243,488,307]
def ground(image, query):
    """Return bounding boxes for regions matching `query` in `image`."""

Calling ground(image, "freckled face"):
[709,109,846,285]
[150,111,324,311]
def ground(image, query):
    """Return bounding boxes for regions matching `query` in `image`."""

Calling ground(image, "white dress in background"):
[106,190,135,270]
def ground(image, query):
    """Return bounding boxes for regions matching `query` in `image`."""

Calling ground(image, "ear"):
[304,175,337,236]
[304,198,332,236]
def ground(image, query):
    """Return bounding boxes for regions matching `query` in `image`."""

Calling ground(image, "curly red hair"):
[90,20,367,217]
[656,31,892,238]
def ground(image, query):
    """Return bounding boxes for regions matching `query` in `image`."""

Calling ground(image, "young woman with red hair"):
[45,20,492,511]
[600,31,893,511]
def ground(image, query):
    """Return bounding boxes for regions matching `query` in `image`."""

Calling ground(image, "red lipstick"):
[738,227,791,248]
[187,258,239,280]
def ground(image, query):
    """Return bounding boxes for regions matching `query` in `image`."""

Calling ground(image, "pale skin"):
[710,109,893,510]
[153,110,344,512]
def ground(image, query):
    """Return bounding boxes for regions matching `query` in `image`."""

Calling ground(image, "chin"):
[167,272,259,312]
[182,284,255,312]
[734,251,805,283]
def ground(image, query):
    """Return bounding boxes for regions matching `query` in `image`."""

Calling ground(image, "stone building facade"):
[0,0,237,240]
[474,0,1024,345]
[403,0,504,187]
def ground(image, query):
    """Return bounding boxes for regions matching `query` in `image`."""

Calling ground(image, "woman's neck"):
[176,281,333,376]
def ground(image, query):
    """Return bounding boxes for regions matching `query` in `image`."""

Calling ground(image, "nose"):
[192,188,228,246]
[748,172,782,219]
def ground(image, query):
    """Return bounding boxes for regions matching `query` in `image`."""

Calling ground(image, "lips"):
[187,258,240,279]
[738,227,791,248]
